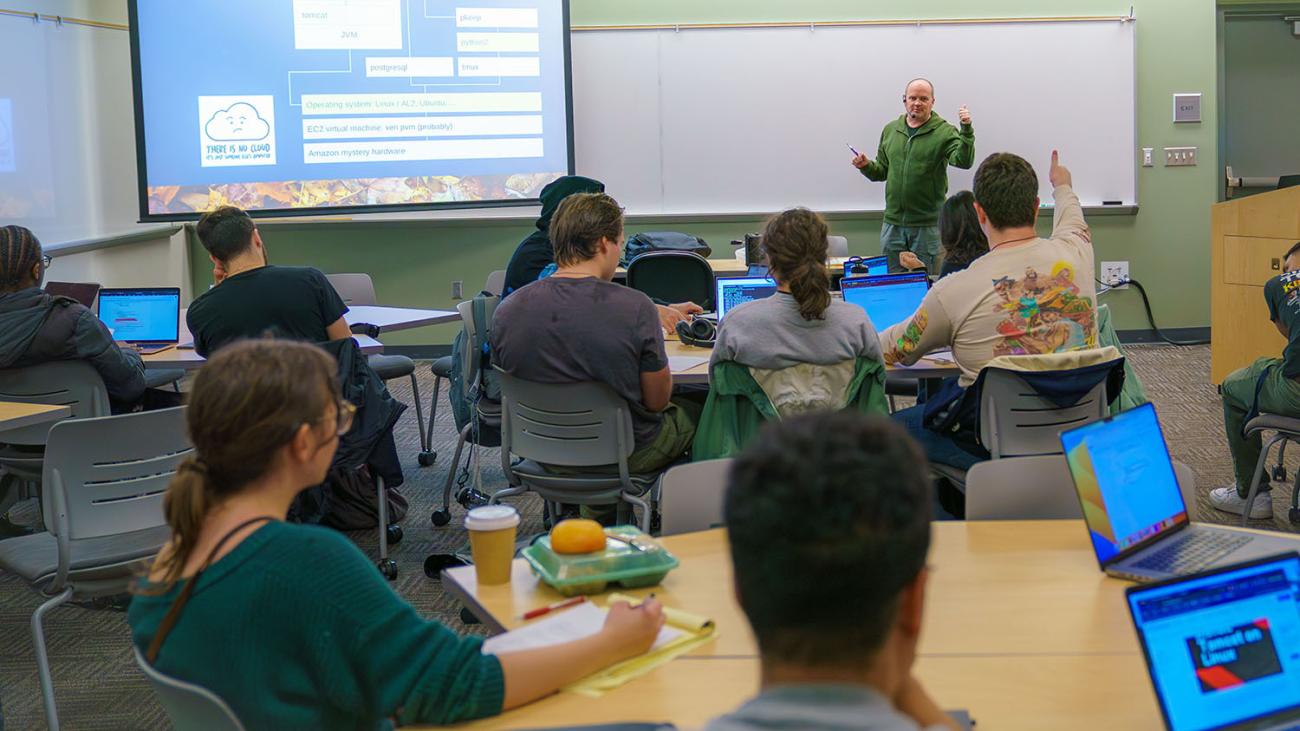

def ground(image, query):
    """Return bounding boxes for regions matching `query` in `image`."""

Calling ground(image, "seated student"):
[899,191,989,278]
[186,206,351,356]
[710,207,883,414]
[129,340,665,729]
[707,410,958,731]
[1212,241,1300,520]
[492,192,699,477]
[503,175,702,330]
[0,225,146,411]
[879,151,1098,470]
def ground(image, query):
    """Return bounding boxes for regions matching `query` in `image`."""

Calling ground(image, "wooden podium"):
[1210,186,1300,383]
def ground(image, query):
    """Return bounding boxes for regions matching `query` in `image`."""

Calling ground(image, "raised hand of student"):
[958,105,972,126]
[851,152,871,169]
[1049,149,1072,189]
[600,598,665,661]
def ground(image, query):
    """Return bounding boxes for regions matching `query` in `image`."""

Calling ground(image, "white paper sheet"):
[481,601,683,655]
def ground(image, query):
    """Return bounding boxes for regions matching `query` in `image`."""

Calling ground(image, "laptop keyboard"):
[1131,532,1252,574]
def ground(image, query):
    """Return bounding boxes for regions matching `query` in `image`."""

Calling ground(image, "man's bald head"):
[905,78,935,97]
[902,79,935,127]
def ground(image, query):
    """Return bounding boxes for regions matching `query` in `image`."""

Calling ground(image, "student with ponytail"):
[129,340,665,729]
[0,225,147,410]
[711,208,883,374]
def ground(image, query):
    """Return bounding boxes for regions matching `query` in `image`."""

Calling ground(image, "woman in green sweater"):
[128,340,664,729]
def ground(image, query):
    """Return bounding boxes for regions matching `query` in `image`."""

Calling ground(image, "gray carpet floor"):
[1,344,1294,729]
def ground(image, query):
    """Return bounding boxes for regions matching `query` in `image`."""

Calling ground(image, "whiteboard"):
[571,20,1136,216]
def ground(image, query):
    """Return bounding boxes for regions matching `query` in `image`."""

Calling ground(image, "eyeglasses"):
[332,399,356,436]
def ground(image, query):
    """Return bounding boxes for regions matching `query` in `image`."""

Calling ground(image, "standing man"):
[852,79,976,274]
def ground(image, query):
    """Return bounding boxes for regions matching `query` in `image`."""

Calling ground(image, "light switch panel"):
[1164,147,1197,167]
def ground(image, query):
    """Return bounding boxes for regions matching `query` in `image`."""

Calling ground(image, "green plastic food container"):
[522,525,680,597]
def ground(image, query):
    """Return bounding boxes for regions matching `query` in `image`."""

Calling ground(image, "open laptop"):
[1061,403,1297,583]
[843,255,888,278]
[44,281,101,309]
[97,287,181,354]
[714,276,778,321]
[1127,552,1300,730]
[840,272,929,331]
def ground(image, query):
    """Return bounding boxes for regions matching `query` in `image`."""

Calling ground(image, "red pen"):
[520,596,587,621]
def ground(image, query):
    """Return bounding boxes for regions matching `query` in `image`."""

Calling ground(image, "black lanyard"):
[145,516,276,665]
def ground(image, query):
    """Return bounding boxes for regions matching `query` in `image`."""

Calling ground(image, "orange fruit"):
[550,519,607,555]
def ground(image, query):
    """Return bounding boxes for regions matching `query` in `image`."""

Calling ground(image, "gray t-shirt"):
[712,292,883,370]
[490,276,668,446]
[703,685,948,731]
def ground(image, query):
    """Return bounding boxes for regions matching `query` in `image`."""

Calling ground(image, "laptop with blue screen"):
[714,276,778,321]
[840,272,929,331]
[1060,403,1295,583]
[97,287,181,354]
[1127,553,1300,730]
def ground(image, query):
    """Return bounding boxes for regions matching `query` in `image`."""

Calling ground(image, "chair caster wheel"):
[418,451,437,467]
[386,523,404,544]
[1289,508,1300,526]
[460,607,481,625]
[378,559,398,580]
[431,510,451,527]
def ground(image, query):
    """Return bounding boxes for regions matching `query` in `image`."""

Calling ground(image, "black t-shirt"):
[187,266,348,357]
[1267,270,1300,378]
[503,230,553,296]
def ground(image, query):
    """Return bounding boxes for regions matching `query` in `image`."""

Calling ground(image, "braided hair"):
[0,225,42,293]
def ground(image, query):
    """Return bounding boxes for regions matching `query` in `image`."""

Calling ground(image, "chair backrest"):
[496,371,635,468]
[133,647,245,731]
[978,368,1111,459]
[0,361,110,445]
[826,235,849,257]
[1277,174,1300,190]
[325,273,378,306]
[42,406,191,541]
[965,455,1081,520]
[659,459,731,535]
[967,455,1197,522]
[456,295,500,387]
[625,251,716,311]
[484,269,507,297]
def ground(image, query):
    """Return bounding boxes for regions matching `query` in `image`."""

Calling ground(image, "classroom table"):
[664,340,962,386]
[438,521,1207,730]
[0,402,72,433]
[344,305,460,332]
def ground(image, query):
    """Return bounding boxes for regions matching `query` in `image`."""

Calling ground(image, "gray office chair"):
[493,371,665,533]
[625,251,715,311]
[133,647,245,731]
[932,358,1121,494]
[424,270,507,468]
[1240,414,1300,527]
[432,297,502,527]
[659,459,731,536]
[827,235,849,258]
[0,406,190,731]
[325,273,432,466]
[967,455,1196,521]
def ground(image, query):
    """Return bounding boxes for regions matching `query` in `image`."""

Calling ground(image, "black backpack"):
[622,231,711,266]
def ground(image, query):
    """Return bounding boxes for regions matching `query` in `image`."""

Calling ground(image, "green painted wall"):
[188,0,1222,345]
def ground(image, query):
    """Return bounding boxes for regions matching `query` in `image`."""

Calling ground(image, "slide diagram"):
[133,0,570,215]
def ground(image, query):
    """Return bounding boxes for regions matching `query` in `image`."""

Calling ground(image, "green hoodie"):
[860,113,975,227]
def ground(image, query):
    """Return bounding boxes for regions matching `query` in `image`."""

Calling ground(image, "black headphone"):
[844,256,871,275]
[675,317,717,348]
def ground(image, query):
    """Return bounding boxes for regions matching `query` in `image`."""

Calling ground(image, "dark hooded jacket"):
[0,288,146,410]
[502,176,605,296]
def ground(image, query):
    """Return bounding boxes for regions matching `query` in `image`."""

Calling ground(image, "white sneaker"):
[1209,486,1273,519]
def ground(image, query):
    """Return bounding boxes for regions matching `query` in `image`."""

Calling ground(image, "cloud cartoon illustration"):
[204,102,271,142]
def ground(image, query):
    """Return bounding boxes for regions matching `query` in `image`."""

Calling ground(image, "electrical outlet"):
[451,280,463,299]
[1142,147,1153,167]
[1164,146,1197,167]
[1101,261,1129,290]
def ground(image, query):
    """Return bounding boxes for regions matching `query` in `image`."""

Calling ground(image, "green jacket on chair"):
[692,357,889,461]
